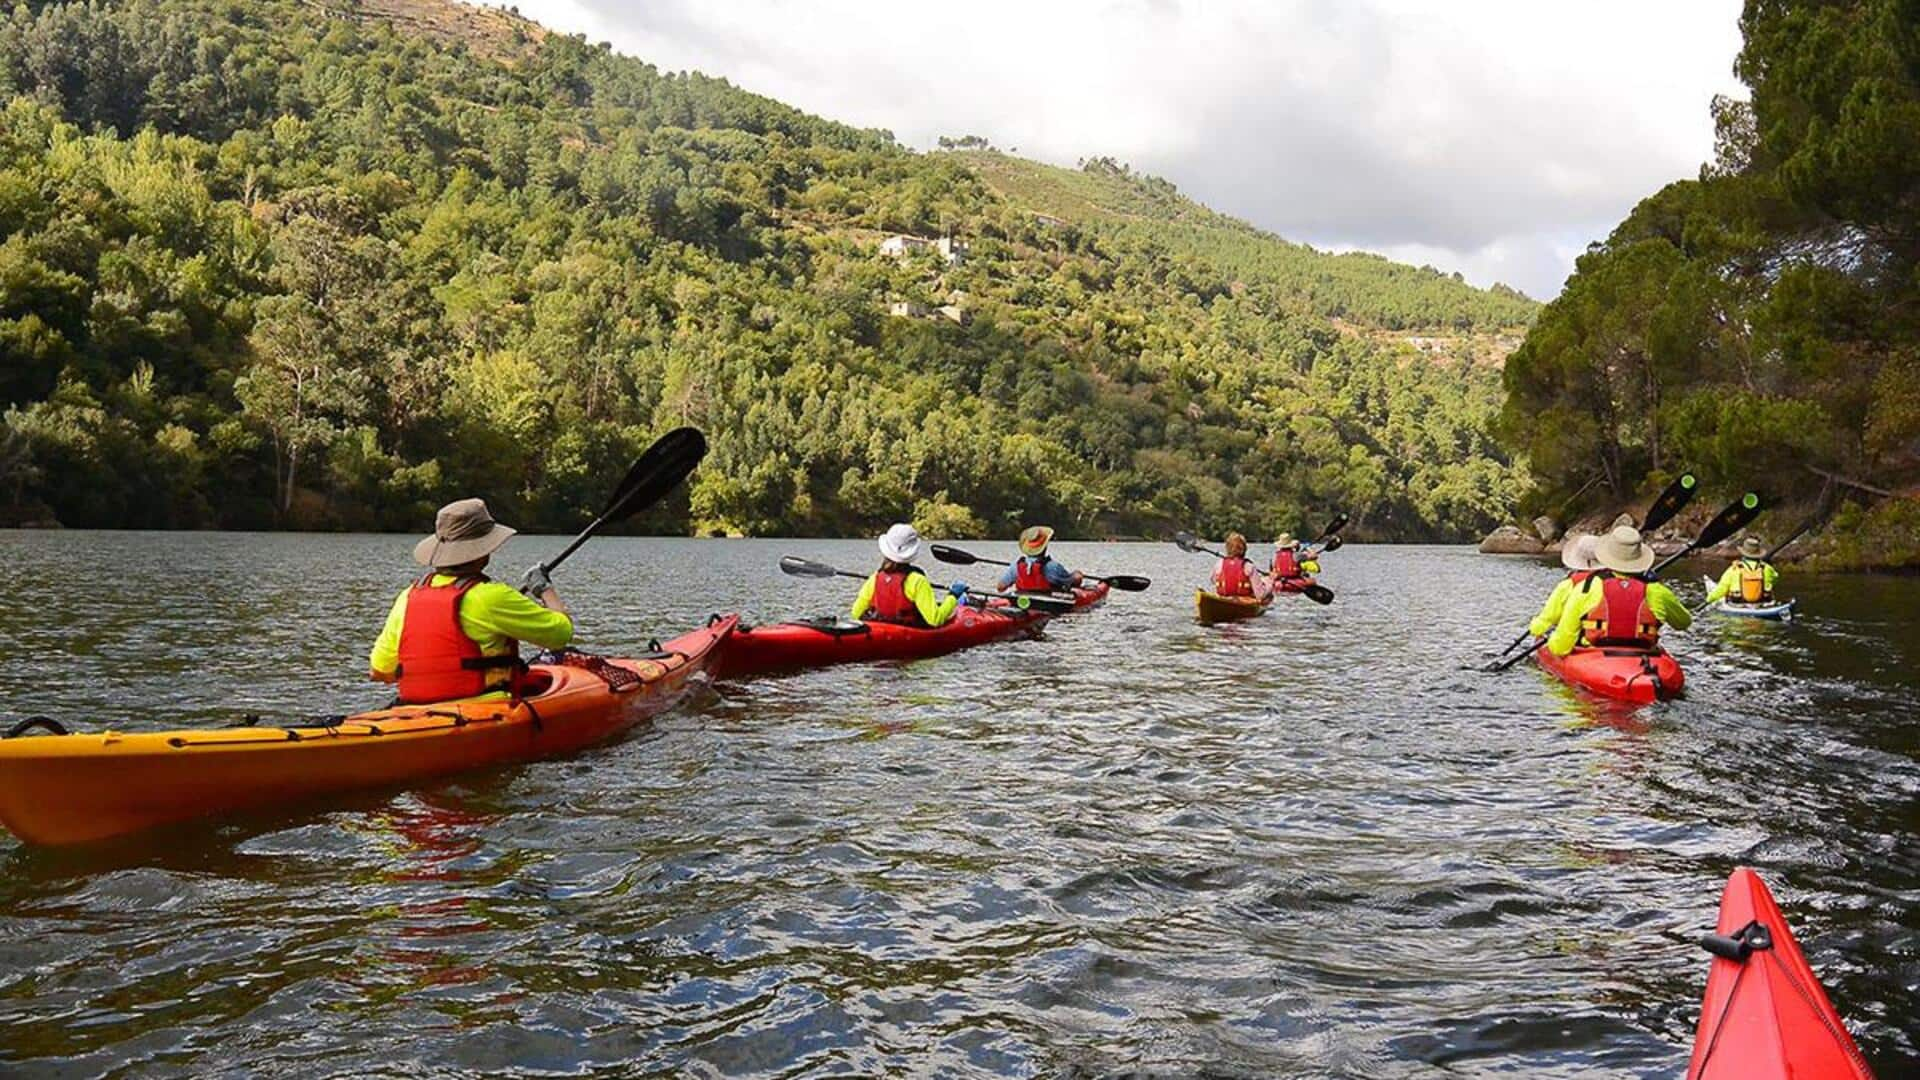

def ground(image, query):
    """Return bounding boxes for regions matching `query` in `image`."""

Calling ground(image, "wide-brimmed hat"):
[1560,533,1601,571]
[1738,536,1765,558]
[1019,525,1054,556]
[879,522,921,563]
[413,498,516,568]
[1275,532,1299,549]
[1594,524,1655,574]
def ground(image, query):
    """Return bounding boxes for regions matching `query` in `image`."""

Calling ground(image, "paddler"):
[850,523,966,627]
[1212,532,1268,598]
[997,525,1084,594]
[369,498,574,704]
[1547,525,1692,656]
[1268,533,1320,587]
[1526,533,1601,637]
[1704,536,1779,606]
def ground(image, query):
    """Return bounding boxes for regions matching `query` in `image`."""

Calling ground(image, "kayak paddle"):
[927,544,1152,592]
[1650,492,1764,576]
[1493,471,1700,658]
[537,427,708,579]
[777,556,1076,614]
[1171,531,1335,606]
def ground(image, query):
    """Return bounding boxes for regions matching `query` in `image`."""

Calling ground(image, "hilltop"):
[0,0,1533,541]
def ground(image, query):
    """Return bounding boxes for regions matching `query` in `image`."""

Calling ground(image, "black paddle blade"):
[1696,492,1764,549]
[779,555,839,579]
[603,427,708,521]
[1642,471,1698,533]
[1020,593,1077,614]
[1318,535,1345,554]
[929,544,981,566]
[1172,531,1204,553]
[1317,513,1350,540]
[1100,574,1152,592]
[1303,584,1336,605]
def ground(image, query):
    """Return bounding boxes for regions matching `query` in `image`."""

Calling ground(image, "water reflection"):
[0,534,1914,1076]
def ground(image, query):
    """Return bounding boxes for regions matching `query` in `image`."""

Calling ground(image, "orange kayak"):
[0,614,737,846]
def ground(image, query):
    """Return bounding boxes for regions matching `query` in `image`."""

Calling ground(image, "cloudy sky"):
[506,0,1746,299]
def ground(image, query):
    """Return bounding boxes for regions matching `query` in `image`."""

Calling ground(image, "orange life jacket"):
[868,566,928,625]
[1579,573,1661,647]
[1217,557,1254,597]
[1737,560,1770,603]
[1013,555,1054,592]
[395,575,523,704]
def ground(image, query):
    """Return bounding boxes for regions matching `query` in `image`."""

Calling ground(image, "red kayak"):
[1687,868,1874,1079]
[1274,575,1317,594]
[987,581,1111,611]
[716,605,1049,677]
[1535,643,1684,703]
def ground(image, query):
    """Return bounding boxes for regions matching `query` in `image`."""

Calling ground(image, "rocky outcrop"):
[1478,525,1545,555]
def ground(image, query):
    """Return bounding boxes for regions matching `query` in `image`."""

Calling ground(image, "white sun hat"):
[878,522,922,563]
[1560,533,1602,571]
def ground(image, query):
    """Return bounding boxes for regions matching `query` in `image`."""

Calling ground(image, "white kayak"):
[1702,576,1796,620]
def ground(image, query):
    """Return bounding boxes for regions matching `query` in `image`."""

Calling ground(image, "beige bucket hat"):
[1593,524,1655,574]
[1560,533,1602,571]
[1738,536,1765,558]
[413,498,517,568]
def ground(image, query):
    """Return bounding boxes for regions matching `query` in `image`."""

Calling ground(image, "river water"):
[0,532,1915,1078]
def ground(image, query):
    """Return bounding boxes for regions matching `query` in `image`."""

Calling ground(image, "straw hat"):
[1275,532,1299,549]
[1738,536,1765,558]
[413,498,516,568]
[1019,525,1054,556]
[1593,524,1655,574]
[878,522,922,563]
[1560,533,1601,571]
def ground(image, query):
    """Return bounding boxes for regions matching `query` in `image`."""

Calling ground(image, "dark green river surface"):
[0,532,1915,1078]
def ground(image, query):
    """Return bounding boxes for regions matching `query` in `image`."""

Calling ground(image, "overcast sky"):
[505,0,1746,299]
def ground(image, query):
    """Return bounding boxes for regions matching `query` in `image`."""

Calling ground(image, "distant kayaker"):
[1705,537,1778,606]
[369,498,574,704]
[850,523,965,627]
[998,525,1084,594]
[1212,532,1267,598]
[1268,533,1319,586]
[1527,533,1601,637]
[1547,525,1692,656]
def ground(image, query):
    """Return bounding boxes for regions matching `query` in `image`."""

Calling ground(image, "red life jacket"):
[1579,573,1661,647]
[1014,555,1054,592]
[868,566,928,625]
[1271,548,1302,579]
[1217,557,1254,597]
[395,575,522,705]
[1567,569,1594,586]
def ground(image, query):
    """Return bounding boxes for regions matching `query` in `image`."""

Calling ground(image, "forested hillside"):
[1499,0,1920,567]
[0,0,1535,540]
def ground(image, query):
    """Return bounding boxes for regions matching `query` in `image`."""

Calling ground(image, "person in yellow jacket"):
[1705,536,1779,606]
[1527,534,1601,636]
[369,498,575,704]
[849,523,964,627]
[1548,526,1692,657]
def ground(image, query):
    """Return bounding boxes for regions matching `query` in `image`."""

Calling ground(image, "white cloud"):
[501,0,1745,298]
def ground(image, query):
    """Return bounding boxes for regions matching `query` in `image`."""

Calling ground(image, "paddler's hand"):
[948,581,969,603]
[519,564,554,600]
